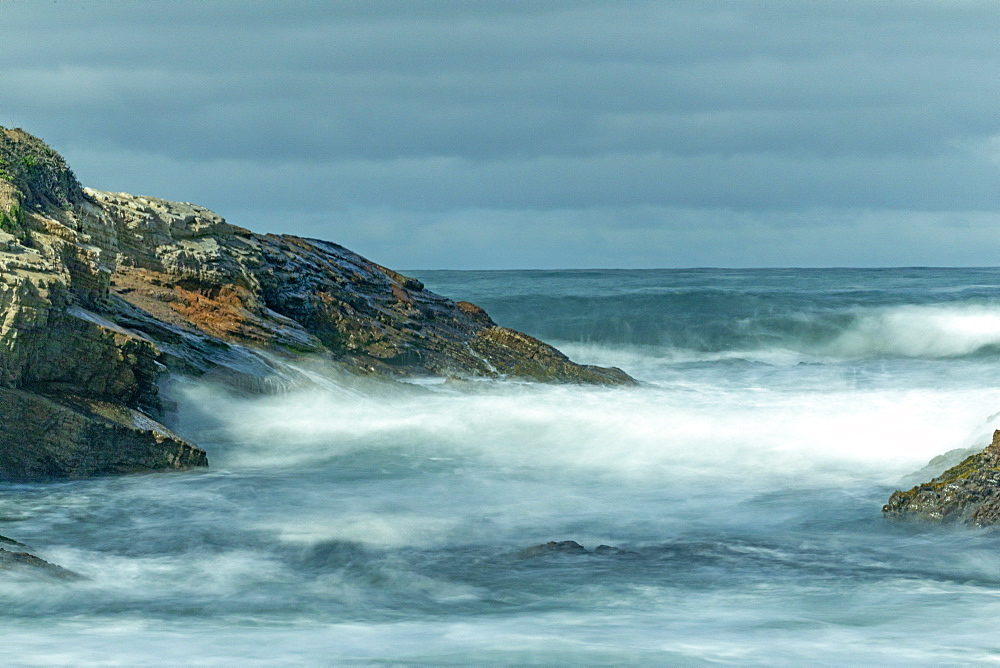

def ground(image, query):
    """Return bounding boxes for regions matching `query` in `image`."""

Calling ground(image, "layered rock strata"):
[883,430,1000,526]
[0,127,632,479]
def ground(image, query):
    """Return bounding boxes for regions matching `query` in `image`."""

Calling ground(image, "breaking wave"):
[416,269,1000,362]
[823,304,1000,359]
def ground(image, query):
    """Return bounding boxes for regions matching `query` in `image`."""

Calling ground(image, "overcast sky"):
[2,0,997,268]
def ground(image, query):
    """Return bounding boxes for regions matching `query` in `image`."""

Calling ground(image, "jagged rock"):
[883,430,1000,526]
[0,128,83,212]
[0,127,633,479]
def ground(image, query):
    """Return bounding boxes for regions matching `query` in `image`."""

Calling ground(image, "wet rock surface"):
[883,430,1000,526]
[0,127,633,480]
[0,388,205,479]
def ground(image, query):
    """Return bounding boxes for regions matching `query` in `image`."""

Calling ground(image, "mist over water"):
[3,268,1000,665]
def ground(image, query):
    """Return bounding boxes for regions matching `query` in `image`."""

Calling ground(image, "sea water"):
[2,267,1000,665]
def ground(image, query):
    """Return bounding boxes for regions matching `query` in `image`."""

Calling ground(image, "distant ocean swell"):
[415,269,1000,362]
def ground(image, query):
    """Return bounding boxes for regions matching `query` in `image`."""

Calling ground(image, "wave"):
[822,304,1000,359]
[170,372,1000,493]
[534,303,1000,363]
[414,269,1000,363]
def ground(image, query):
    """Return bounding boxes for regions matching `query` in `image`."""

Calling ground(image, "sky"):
[1,0,997,269]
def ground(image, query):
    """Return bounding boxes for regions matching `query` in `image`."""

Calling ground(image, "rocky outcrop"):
[0,127,633,480]
[472,327,634,384]
[883,430,1000,526]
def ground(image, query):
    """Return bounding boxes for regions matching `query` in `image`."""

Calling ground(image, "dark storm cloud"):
[1,0,996,267]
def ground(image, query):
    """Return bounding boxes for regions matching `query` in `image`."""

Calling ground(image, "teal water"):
[2,268,1000,665]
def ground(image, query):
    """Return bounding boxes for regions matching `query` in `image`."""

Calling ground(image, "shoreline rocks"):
[0,126,634,481]
[883,430,1000,526]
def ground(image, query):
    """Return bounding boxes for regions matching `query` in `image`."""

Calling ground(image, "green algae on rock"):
[883,430,1000,526]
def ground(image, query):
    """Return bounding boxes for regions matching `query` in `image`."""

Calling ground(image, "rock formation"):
[518,540,638,558]
[883,430,1000,526]
[0,127,633,480]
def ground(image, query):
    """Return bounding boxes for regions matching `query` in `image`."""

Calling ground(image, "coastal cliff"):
[0,127,632,481]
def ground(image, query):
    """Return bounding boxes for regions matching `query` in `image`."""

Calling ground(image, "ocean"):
[3,267,1000,665]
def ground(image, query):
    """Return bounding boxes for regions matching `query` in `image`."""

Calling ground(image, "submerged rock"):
[519,540,637,558]
[521,540,590,557]
[883,430,1000,526]
[0,546,83,581]
[0,127,633,480]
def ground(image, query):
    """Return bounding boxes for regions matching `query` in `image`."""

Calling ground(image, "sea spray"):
[2,267,1000,664]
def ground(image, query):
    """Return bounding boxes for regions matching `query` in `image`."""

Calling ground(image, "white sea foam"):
[6,596,1000,665]
[555,304,1000,367]
[826,304,1000,358]
[175,369,1000,492]
[3,368,999,665]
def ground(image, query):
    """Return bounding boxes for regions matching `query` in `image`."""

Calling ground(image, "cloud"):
[62,144,997,213]
[248,206,999,270]
[1,0,996,267]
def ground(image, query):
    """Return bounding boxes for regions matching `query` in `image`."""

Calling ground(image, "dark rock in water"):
[593,544,639,557]
[884,430,1000,526]
[521,540,590,557]
[0,546,83,581]
[0,126,634,480]
[519,540,637,558]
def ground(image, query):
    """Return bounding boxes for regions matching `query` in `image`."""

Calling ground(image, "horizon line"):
[402,265,1000,272]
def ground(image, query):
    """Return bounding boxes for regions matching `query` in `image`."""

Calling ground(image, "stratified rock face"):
[88,190,633,383]
[0,388,205,479]
[0,127,633,479]
[883,430,1000,526]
